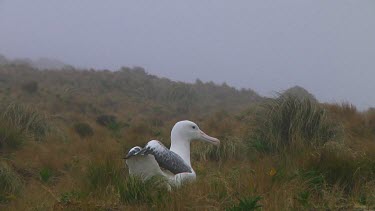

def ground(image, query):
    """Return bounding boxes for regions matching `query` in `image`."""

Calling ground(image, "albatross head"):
[171,120,220,146]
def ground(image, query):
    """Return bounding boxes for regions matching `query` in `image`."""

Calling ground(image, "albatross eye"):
[192,126,196,129]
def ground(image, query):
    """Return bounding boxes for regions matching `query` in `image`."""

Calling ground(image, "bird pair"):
[125,120,220,187]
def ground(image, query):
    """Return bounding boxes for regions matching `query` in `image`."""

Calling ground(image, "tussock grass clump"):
[227,195,262,211]
[0,161,22,203]
[249,95,341,152]
[39,167,53,183]
[1,103,51,142]
[0,103,52,149]
[85,158,124,192]
[298,170,325,191]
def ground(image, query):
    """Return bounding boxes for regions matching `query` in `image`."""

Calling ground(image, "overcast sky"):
[1,1,374,109]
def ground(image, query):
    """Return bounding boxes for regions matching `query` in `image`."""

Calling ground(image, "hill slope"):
[1,60,374,210]
[282,85,317,102]
[0,63,263,122]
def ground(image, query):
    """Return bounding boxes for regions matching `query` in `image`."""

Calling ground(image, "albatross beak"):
[199,130,220,146]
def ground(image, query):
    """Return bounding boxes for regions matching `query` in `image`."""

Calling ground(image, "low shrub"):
[73,122,94,138]
[21,81,38,93]
[96,114,126,135]
[96,114,117,127]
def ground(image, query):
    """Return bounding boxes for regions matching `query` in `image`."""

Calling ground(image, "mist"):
[1,0,374,109]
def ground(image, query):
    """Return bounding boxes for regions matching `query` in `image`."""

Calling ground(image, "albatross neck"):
[170,133,192,167]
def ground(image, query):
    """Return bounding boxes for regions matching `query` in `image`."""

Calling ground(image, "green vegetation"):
[96,114,117,128]
[0,103,51,149]
[86,158,124,192]
[0,123,25,149]
[59,190,85,205]
[73,122,94,138]
[39,167,53,183]
[118,176,169,205]
[21,81,38,94]
[249,94,341,153]
[227,196,262,211]
[307,141,375,190]
[0,62,374,210]
[1,103,51,142]
[0,161,22,203]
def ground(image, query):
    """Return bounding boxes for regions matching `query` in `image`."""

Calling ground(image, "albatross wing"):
[125,140,192,178]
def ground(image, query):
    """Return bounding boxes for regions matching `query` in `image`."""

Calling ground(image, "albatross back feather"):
[125,140,192,177]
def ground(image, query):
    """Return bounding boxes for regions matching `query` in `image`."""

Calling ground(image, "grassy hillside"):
[0,63,261,119]
[0,63,374,210]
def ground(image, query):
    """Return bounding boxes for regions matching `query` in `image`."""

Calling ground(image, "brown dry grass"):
[0,65,374,210]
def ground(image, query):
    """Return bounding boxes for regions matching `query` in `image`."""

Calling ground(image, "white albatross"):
[124,120,220,187]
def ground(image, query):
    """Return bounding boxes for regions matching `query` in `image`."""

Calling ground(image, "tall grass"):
[118,176,169,205]
[192,136,246,162]
[85,158,124,192]
[249,95,341,153]
[306,141,375,191]
[0,161,22,203]
[366,108,375,134]
[3,63,375,210]
[0,103,51,142]
[0,123,25,149]
[325,103,371,138]
[85,157,169,206]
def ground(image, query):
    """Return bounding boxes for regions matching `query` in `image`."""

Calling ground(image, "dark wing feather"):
[139,140,192,174]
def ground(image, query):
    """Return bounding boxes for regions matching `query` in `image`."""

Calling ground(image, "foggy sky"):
[1,1,375,109]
